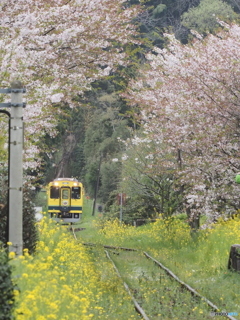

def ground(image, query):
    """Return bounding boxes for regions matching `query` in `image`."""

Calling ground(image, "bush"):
[0,168,8,245]
[0,245,15,320]
[22,189,39,254]
[0,183,38,254]
[0,204,8,245]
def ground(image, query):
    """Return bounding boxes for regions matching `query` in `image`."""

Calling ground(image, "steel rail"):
[144,252,237,320]
[72,227,78,241]
[82,241,138,251]
[105,249,150,320]
[71,234,237,320]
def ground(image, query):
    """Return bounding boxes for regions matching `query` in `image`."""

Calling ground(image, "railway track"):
[71,228,238,320]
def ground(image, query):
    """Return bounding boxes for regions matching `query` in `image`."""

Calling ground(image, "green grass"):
[109,250,221,319]
[76,201,240,319]
[11,198,240,319]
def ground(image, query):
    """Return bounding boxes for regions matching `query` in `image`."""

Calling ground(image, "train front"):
[47,178,83,223]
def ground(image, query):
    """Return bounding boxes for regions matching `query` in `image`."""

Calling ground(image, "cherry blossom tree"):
[120,133,183,220]
[125,23,240,225]
[0,0,139,168]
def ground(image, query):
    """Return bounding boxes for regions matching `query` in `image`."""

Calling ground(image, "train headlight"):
[54,182,59,186]
[74,214,79,218]
[73,182,78,186]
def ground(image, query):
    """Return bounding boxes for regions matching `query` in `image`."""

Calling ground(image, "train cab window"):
[50,186,59,199]
[62,189,69,199]
[72,187,81,199]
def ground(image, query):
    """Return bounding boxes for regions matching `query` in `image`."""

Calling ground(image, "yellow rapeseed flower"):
[8,251,15,259]
[13,289,20,297]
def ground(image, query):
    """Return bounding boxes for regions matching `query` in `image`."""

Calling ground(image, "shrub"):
[22,189,39,254]
[0,182,38,254]
[0,245,15,320]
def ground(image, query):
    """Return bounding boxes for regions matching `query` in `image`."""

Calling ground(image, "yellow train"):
[47,178,83,223]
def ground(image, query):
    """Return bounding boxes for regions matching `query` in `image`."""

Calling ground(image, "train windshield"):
[72,187,81,199]
[50,186,59,199]
[62,189,69,199]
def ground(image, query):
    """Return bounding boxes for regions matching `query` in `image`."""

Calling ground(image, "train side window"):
[50,186,59,199]
[72,187,81,199]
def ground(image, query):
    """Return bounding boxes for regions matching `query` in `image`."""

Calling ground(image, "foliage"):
[221,0,240,14]
[0,134,7,164]
[75,0,240,212]
[10,202,240,319]
[12,215,139,320]
[0,205,8,247]
[0,172,38,254]
[118,133,183,222]
[40,104,89,182]
[78,210,240,317]
[109,250,217,319]
[22,189,39,254]
[0,0,140,169]
[124,23,240,225]
[40,74,137,203]
[2,0,240,227]
[182,0,237,34]
[129,0,201,45]
[82,91,132,199]
[98,161,122,202]
[0,245,15,320]
[0,167,8,243]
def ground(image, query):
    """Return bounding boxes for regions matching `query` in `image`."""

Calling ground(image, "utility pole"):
[0,81,25,255]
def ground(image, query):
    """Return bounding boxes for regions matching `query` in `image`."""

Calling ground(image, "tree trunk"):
[55,134,76,178]
[186,206,200,231]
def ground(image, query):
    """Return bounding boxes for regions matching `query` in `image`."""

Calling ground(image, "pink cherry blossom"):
[0,0,139,166]
[125,23,240,221]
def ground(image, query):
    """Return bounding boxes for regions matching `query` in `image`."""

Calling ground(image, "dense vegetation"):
[9,201,240,319]
[0,169,38,254]
[0,245,15,320]
[32,0,240,228]
[0,0,239,229]
[1,1,240,319]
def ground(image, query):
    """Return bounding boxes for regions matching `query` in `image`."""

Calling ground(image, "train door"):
[61,188,71,209]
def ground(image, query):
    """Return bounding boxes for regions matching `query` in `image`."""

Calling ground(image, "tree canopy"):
[124,23,240,222]
[0,0,139,168]
[2,0,240,225]
[182,0,237,34]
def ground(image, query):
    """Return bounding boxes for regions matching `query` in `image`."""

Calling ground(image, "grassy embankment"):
[78,199,240,319]
[10,197,240,319]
